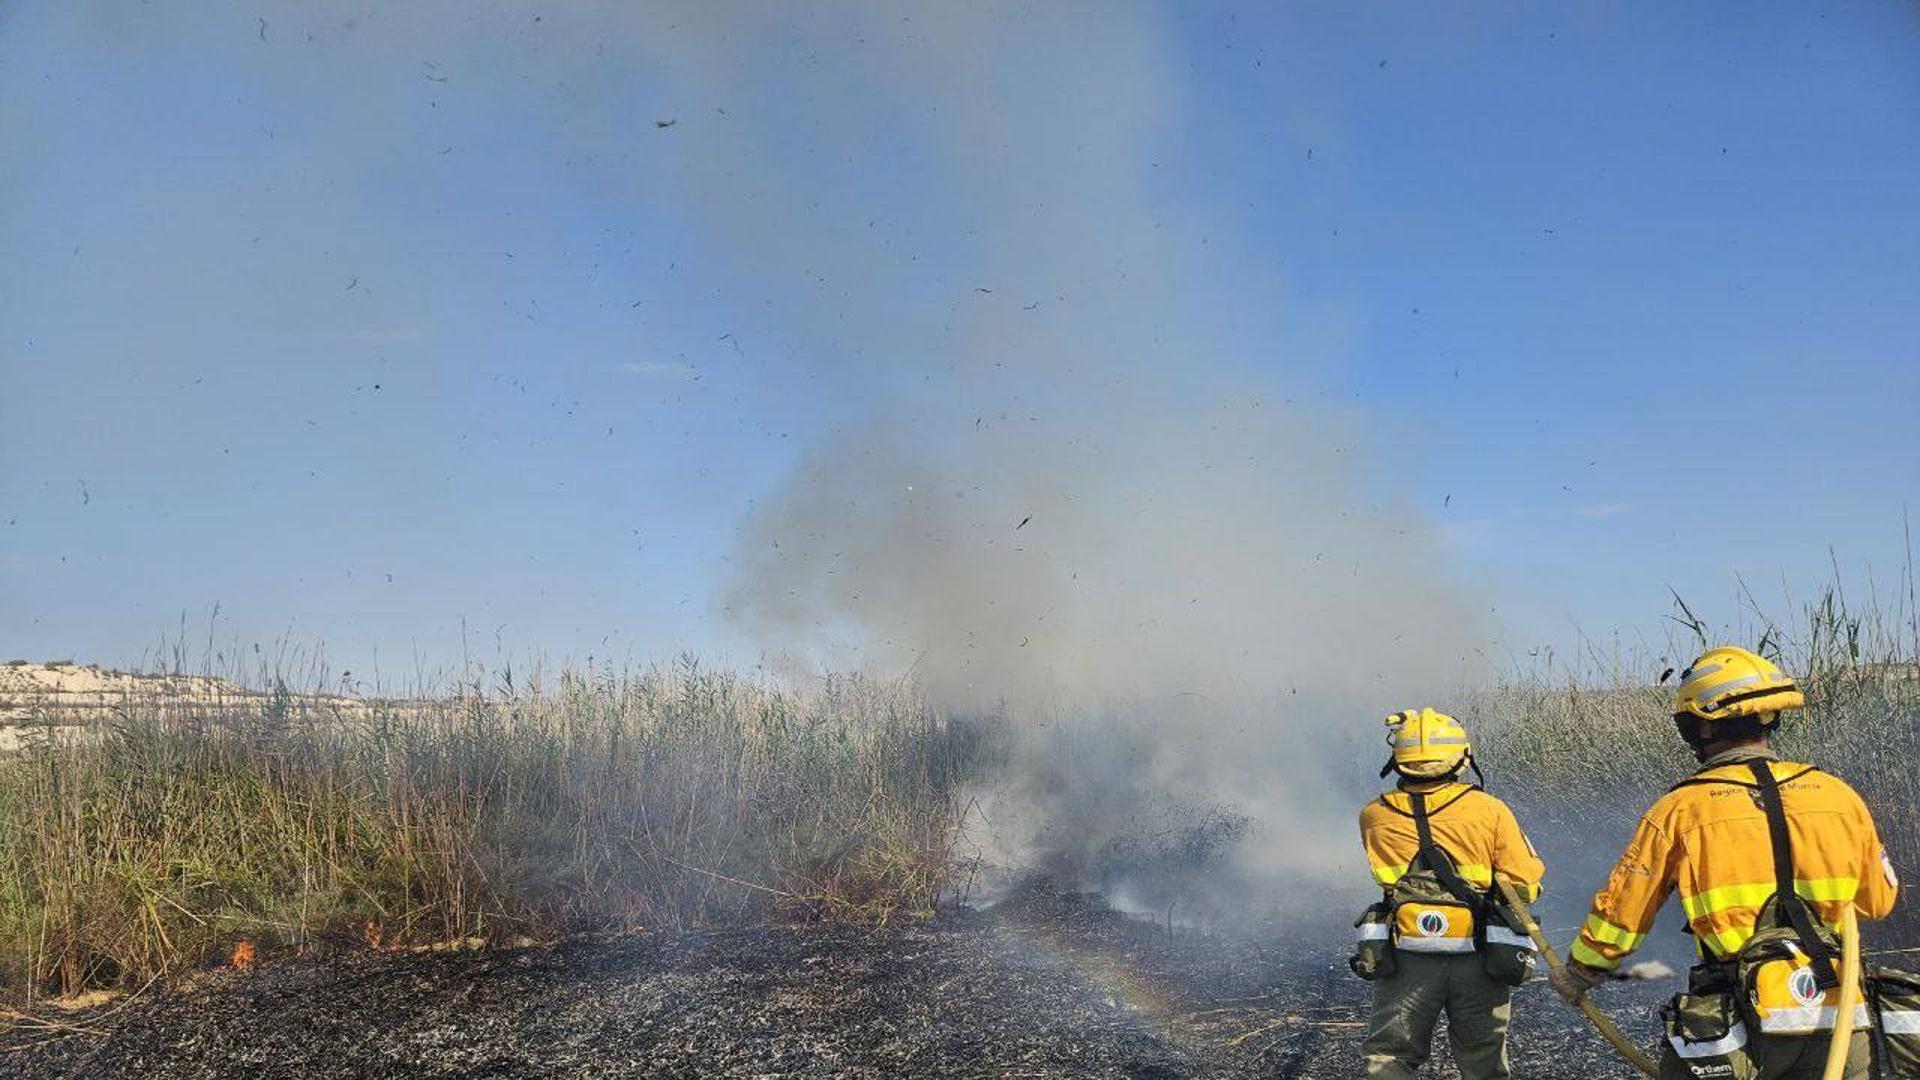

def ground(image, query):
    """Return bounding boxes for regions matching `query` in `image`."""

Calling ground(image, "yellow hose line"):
[1494,879,1657,1078]
[1821,905,1862,1080]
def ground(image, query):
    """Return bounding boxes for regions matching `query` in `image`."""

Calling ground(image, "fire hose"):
[1821,904,1861,1080]
[1493,878,1657,1077]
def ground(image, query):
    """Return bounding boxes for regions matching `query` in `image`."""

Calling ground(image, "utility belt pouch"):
[1689,960,1739,996]
[1866,966,1920,1078]
[1350,900,1397,981]
[1388,872,1478,956]
[1480,893,1536,987]
[1737,924,1863,1037]
[1659,989,1759,1080]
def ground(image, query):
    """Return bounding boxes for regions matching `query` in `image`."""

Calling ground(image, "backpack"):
[1350,788,1534,986]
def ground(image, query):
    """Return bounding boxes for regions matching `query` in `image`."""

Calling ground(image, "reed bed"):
[2,570,1913,998]
[0,660,983,997]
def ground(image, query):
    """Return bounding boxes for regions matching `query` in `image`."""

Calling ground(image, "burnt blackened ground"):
[0,891,1666,1079]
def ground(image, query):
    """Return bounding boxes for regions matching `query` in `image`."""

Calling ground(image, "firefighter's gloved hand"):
[1550,962,1607,1004]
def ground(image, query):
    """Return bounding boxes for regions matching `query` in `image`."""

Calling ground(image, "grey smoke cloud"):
[673,5,1494,710]
[726,396,1488,712]
[661,5,1501,890]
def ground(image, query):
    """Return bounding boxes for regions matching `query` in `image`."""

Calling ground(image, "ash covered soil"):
[1,887,1657,1079]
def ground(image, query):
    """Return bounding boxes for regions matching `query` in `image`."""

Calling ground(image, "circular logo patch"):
[1417,911,1450,937]
[1788,967,1823,1006]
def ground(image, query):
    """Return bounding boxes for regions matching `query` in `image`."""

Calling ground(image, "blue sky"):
[1,3,1915,689]
[1188,4,1920,659]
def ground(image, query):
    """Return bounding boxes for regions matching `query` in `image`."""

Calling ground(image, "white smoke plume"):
[663,5,1502,898]
[593,4,1502,706]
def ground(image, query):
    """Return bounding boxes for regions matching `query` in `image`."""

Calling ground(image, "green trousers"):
[1364,952,1512,1080]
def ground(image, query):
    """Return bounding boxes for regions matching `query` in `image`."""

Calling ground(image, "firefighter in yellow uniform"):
[1553,646,1899,1079]
[1359,708,1546,1080]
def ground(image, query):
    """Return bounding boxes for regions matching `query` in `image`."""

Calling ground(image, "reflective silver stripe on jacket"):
[1668,1019,1749,1059]
[1394,936,1476,954]
[1756,1004,1872,1033]
[1484,925,1533,950]
[1356,922,1390,942]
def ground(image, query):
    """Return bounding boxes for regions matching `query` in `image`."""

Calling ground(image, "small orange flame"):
[362,920,383,950]
[229,939,256,971]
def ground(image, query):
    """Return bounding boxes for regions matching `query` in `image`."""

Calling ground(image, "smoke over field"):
[618,6,1492,702]
[678,5,1495,897]
[722,385,1495,900]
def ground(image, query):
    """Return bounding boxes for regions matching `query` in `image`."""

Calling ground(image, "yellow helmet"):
[1383,707,1472,780]
[1673,645,1804,722]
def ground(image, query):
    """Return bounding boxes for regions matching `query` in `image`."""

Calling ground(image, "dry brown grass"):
[4,560,1913,998]
[0,659,984,998]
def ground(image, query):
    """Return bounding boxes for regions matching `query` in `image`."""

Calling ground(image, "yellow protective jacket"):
[1359,781,1546,901]
[1571,747,1899,971]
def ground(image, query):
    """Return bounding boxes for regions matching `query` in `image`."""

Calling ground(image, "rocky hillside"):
[0,662,366,749]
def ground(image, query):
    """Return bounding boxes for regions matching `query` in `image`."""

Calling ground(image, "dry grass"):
[0,659,984,997]
[3,559,1914,1000]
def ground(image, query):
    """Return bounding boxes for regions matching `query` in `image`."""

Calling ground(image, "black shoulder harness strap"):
[1747,759,1841,990]
[1408,791,1484,911]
